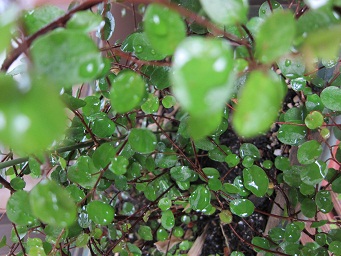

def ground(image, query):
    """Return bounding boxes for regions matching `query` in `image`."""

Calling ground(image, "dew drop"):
[79,61,99,78]
[134,45,143,53]
[285,59,291,67]
[261,9,266,14]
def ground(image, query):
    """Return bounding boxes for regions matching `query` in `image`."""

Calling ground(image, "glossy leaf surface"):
[243,165,269,197]
[7,191,36,225]
[87,200,114,225]
[128,128,157,154]
[320,86,341,111]
[189,185,211,211]
[230,199,254,217]
[297,140,323,165]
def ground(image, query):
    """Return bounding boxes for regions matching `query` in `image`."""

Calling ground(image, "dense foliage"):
[0,0,341,255]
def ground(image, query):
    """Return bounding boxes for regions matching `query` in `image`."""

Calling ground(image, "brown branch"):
[1,0,105,71]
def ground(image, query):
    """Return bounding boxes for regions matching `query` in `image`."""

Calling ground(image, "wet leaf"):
[138,225,153,241]
[315,190,333,213]
[90,113,116,138]
[92,142,116,169]
[144,4,186,56]
[305,111,324,129]
[239,143,261,159]
[66,184,85,203]
[278,123,307,146]
[306,94,324,112]
[60,93,86,111]
[258,0,283,18]
[29,180,77,227]
[98,11,115,40]
[332,176,341,193]
[75,233,90,247]
[10,177,26,190]
[219,210,233,224]
[31,29,103,87]
[243,165,269,197]
[161,210,175,230]
[277,54,305,79]
[141,93,159,114]
[66,11,103,32]
[320,86,341,111]
[87,200,114,225]
[162,95,176,108]
[128,128,157,154]
[200,0,249,26]
[251,236,270,253]
[110,70,146,113]
[170,166,193,182]
[300,160,327,185]
[142,65,171,90]
[189,185,211,211]
[225,154,240,167]
[285,222,303,242]
[329,241,341,255]
[230,199,254,217]
[233,71,286,137]
[6,190,37,225]
[255,11,296,63]
[269,227,285,242]
[109,156,129,175]
[297,140,323,165]
[301,198,316,218]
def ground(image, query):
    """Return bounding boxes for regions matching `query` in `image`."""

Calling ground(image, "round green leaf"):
[329,241,341,255]
[208,178,222,191]
[320,86,341,111]
[156,228,168,241]
[171,36,234,117]
[92,142,116,169]
[110,70,146,113]
[301,198,317,218]
[284,223,302,242]
[90,113,116,138]
[219,210,233,224]
[269,227,285,242]
[158,198,172,211]
[170,166,193,182]
[31,29,103,87]
[239,143,261,159]
[225,154,240,167]
[243,165,269,197]
[230,199,254,217]
[277,54,305,79]
[65,184,85,203]
[128,128,156,154]
[259,0,283,18]
[161,210,175,230]
[305,94,324,112]
[87,200,114,225]
[300,160,327,185]
[200,0,249,26]
[251,236,270,253]
[233,176,250,196]
[121,32,167,61]
[144,4,186,56]
[141,93,159,114]
[315,190,333,213]
[255,11,295,63]
[283,166,302,187]
[223,183,240,194]
[23,5,64,35]
[278,123,307,146]
[305,111,324,129]
[10,177,26,190]
[109,156,129,175]
[6,190,36,225]
[208,145,230,162]
[189,185,211,211]
[0,75,66,153]
[67,156,100,189]
[142,65,171,90]
[29,180,77,227]
[297,140,323,165]
[138,225,153,241]
[162,95,176,108]
[75,233,90,247]
[66,11,103,32]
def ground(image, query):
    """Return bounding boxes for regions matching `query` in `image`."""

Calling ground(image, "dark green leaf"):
[225,154,240,167]
[170,166,193,182]
[284,222,302,242]
[316,190,333,213]
[332,176,341,193]
[128,128,157,154]
[87,200,114,225]
[305,94,325,112]
[92,142,116,169]
[109,156,129,175]
[329,241,341,255]
[60,93,86,110]
[189,185,211,211]
[144,4,186,56]
[243,165,269,197]
[297,140,323,165]
[29,180,77,227]
[277,54,305,79]
[251,236,270,253]
[278,123,307,146]
[230,199,254,217]
[239,143,261,159]
[269,227,285,242]
[161,210,175,230]
[90,113,116,138]
[138,226,153,241]
[301,198,317,218]
[300,161,327,185]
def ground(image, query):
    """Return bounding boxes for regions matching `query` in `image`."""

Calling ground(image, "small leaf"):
[110,70,146,113]
[0,236,6,248]
[170,166,193,182]
[306,94,325,112]
[98,11,115,40]
[87,200,114,225]
[161,210,175,230]
[90,113,116,138]
[297,140,323,165]
[243,165,269,197]
[300,160,327,185]
[225,154,240,167]
[158,198,172,211]
[60,93,86,110]
[329,241,341,255]
[200,0,249,26]
[251,237,270,253]
[128,128,157,154]
[277,54,305,79]
[230,199,254,217]
[315,190,333,213]
[305,111,324,129]
[75,233,90,247]
[29,180,77,227]
[6,190,36,226]
[109,156,129,175]
[141,93,159,114]
[162,95,176,108]
[23,5,64,35]
[219,210,233,224]
[301,198,316,218]
[239,143,261,159]
[144,4,186,56]
[189,185,211,211]
[278,123,307,146]
[10,177,26,190]
[269,227,285,242]
[284,222,302,242]
[320,86,341,111]
[233,71,286,137]
[31,29,103,87]
[332,176,341,193]
[255,11,296,63]
[66,11,103,32]
[138,226,153,241]
[258,0,283,18]
[65,184,85,203]
[92,142,116,169]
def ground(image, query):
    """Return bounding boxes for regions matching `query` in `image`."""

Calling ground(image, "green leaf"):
[223,183,240,194]
[92,142,116,169]
[269,227,285,242]
[208,145,230,162]
[82,96,100,116]
[142,65,171,89]
[6,190,37,225]
[87,200,114,225]
[305,111,324,129]
[158,198,172,211]
[233,176,250,196]
[67,156,100,189]
[230,199,254,217]
[315,190,333,213]
[10,177,26,190]
[278,123,307,146]
[283,166,302,187]
[66,11,103,32]
[239,143,261,159]
[258,0,283,18]
[219,210,233,224]
[31,29,103,87]
[60,93,86,111]
[297,140,323,165]
[225,154,240,167]
[98,11,115,40]
[121,32,167,61]
[189,185,211,211]
[138,226,153,241]
[306,94,324,112]
[233,71,285,137]
[141,93,159,114]
[301,198,316,218]
[110,70,146,113]
[329,241,341,255]
[29,180,77,227]
[200,0,249,26]
[65,184,85,203]
[171,36,234,117]
[187,113,223,139]
[251,236,270,253]
[90,113,116,138]
[144,4,186,56]
[23,5,64,35]
[0,74,66,153]
[284,222,302,242]
[75,233,90,247]
[332,176,341,193]
[277,54,305,79]
[320,86,341,111]
[109,156,129,175]
[243,165,269,197]
[0,235,6,248]
[300,160,327,185]
[162,95,176,108]
[161,210,175,230]
[208,178,222,191]
[128,128,157,154]
[170,166,193,182]
[255,11,296,63]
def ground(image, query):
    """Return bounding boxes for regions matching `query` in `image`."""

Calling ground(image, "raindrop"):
[284,59,291,67]
[134,45,143,53]
[79,61,98,78]
[121,8,126,17]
